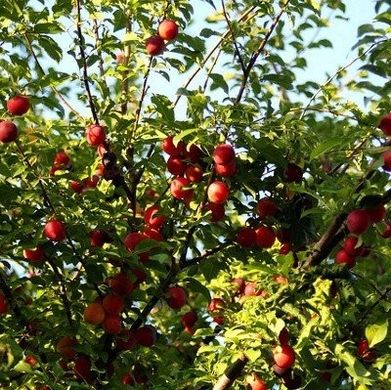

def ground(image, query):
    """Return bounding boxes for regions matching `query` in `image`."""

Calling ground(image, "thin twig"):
[300,39,388,120]
[213,354,249,390]
[23,33,83,118]
[221,0,246,73]
[75,0,99,124]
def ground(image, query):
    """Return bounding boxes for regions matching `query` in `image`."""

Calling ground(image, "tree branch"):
[75,0,99,124]
[213,354,249,390]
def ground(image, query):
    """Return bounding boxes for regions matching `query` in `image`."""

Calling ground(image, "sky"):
[28,0,379,120]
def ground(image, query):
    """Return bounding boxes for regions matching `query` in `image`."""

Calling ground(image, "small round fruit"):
[103,294,124,315]
[207,298,225,313]
[144,205,166,229]
[243,282,264,297]
[185,144,202,162]
[382,223,391,238]
[185,165,203,182]
[366,204,386,224]
[283,163,303,183]
[232,278,245,294]
[135,325,157,347]
[379,113,391,136]
[89,230,108,247]
[167,156,187,176]
[346,209,371,235]
[70,180,84,193]
[54,150,70,166]
[162,136,186,156]
[257,198,278,219]
[73,355,92,380]
[108,273,133,296]
[235,227,257,248]
[204,202,225,222]
[382,151,391,172]
[102,316,122,334]
[170,177,193,201]
[0,294,8,315]
[343,236,362,257]
[84,302,105,325]
[207,181,229,204]
[23,246,45,262]
[279,328,290,345]
[255,226,276,248]
[145,35,165,56]
[215,160,236,177]
[181,310,197,329]
[86,124,106,147]
[0,121,18,143]
[158,19,179,41]
[7,95,30,115]
[56,337,77,360]
[25,355,38,367]
[213,144,235,165]
[273,344,296,369]
[166,286,187,310]
[246,372,267,390]
[335,249,356,267]
[44,220,66,242]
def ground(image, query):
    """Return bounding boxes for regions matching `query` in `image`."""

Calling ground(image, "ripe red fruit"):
[283,163,303,183]
[73,355,92,380]
[89,230,108,247]
[103,294,124,315]
[204,202,225,222]
[343,236,362,257]
[7,96,30,115]
[232,278,245,294]
[279,243,291,255]
[44,220,66,242]
[255,226,276,248]
[185,165,203,182]
[207,298,225,313]
[185,144,203,162]
[144,205,166,230]
[379,113,391,136]
[170,177,193,201]
[124,231,149,262]
[54,150,70,166]
[366,204,386,223]
[357,339,377,362]
[235,227,257,247]
[108,273,133,296]
[279,328,290,345]
[382,223,391,238]
[158,19,179,41]
[162,136,186,156]
[257,198,278,219]
[143,227,163,242]
[102,316,122,334]
[243,282,264,297]
[383,150,391,172]
[122,373,135,385]
[0,121,18,143]
[215,160,236,177]
[213,144,235,165]
[207,181,229,204]
[23,246,45,262]
[146,35,165,56]
[213,315,224,325]
[335,249,356,268]
[86,124,106,146]
[166,286,187,309]
[56,337,77,360]
[181,310,197,329]
[84,302,105,325]
[70,180,84,193]
[246,372,267,390]
[346,209,371,235]
[273,344,296,369]
[25,355,38,367]
[135,325,157,347]
[167,156,187,176]
[0,294,8,315]
[116,329,137,351]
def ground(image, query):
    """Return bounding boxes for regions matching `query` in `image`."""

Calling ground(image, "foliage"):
[0,0,391,389]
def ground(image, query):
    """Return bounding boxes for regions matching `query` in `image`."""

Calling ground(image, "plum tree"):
[0,0,390,389]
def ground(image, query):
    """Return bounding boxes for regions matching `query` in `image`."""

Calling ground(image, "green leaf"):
[310,137,344,159]
[365,320,388,348]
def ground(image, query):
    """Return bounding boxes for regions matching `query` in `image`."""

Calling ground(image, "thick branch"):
[213,354,249,390]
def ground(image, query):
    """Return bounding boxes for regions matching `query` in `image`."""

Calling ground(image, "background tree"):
[0,0,391,389]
